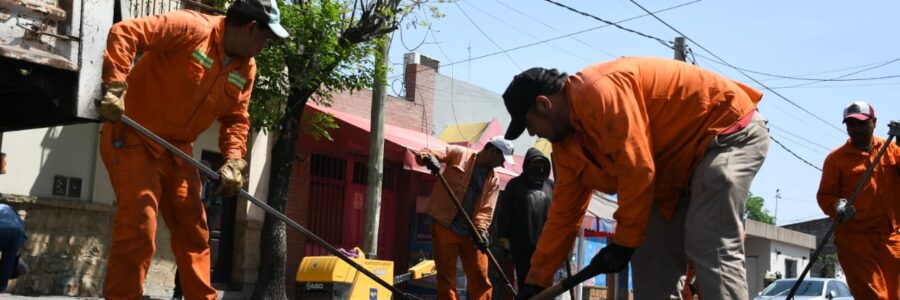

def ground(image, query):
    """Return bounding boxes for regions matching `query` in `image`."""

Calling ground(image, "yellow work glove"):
[96,81,127,121]
[217,158,247,197]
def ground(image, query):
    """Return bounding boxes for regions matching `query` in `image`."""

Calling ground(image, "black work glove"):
[587,243,635,274]
[889,120,900,145]
[473,231,489,252]
[423,155,441,175]
[835,198,856,223]
[515,284,545,300]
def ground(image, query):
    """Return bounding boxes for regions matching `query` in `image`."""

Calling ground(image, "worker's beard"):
[546,125,573,143]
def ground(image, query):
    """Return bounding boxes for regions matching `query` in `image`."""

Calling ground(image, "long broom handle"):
[120,116,419,300]
[786,134,896,300]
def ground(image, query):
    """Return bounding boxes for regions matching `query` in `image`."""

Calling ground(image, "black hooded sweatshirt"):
[497,147,554,257]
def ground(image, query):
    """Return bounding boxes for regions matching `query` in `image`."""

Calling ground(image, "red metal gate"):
[305,154,347,256]
[305,153,399,258]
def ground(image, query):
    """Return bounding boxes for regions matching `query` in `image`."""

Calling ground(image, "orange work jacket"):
[422,145,501,233]
[817,137,900,234]
[527,56,761,286]
[102,10,254,160]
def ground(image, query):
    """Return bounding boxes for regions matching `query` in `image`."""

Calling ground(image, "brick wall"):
[325,63,435,135]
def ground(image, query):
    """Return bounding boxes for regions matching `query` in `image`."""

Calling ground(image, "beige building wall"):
[1,122,268,298]
[0,123,101,202]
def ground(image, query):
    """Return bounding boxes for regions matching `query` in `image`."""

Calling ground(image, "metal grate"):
[310,154,346,181]
[351,162,398,188]
[306,154,348,256]
[129,0,223,19]
[305,180,345,256]
[352,161,367,185]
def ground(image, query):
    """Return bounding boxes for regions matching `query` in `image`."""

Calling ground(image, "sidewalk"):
[1,295,98,300]
[1,290,239,300]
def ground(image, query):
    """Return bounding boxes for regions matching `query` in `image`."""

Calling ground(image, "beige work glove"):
[217,158,247,197]
[96,81,127,121]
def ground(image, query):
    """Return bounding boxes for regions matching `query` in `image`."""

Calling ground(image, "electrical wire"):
[770,132,828,156]
[492,0,617,58]
[626,0,845,135]
[399,24,430,52]
[770,135,824,172]
[462,0,595,64]
[428,29,470,142]
[768,124,834,152]
[453,1,523,71]
[695,54,900,83]
[387,0,701,80]
[542,0,675,50]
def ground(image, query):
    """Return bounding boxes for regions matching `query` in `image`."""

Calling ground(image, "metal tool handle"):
[119,116,420,300]
[529,264,600,300]
[426,156,518,296]
[786,134,896,300]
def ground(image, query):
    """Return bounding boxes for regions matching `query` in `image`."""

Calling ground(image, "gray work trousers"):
[631,112,770,300]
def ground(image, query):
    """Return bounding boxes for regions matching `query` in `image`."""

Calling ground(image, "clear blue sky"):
[386,0,900,226]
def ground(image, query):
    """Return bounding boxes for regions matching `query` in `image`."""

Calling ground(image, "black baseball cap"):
[228,0,289,38]
[502,67,567,140]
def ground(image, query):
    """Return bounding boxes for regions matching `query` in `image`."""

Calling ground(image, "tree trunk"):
[251,87,312,299]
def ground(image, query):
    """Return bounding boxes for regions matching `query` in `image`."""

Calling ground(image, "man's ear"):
[242,20,259,33]
[535,95,552,113]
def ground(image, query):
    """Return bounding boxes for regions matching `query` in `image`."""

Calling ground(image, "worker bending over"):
[503,57,769,300]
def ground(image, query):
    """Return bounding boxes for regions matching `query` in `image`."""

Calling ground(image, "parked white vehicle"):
[753,278,853,300]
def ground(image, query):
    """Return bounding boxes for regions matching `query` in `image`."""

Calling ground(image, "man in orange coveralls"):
[95,1,287,298]
[817,101,900,300]
[416,136,515,300]
[503,57,770,300]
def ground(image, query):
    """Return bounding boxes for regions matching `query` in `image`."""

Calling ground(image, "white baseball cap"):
[487,136,516,165]
[843,101,875,123]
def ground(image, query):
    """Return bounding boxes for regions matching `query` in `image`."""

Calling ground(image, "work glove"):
[96,81,127,121]
[889,120,900,145]
[473,231,490,252]
[417,152,441,175]
[587,242,635,274]
[217,158,247,197]
[835,198,855,223]
[515,284,545,300]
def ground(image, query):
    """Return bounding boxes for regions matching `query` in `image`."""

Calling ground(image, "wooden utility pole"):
[363,36,391,258]
[674,36,687,62]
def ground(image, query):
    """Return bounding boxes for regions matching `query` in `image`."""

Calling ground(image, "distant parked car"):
[753,278,853,300]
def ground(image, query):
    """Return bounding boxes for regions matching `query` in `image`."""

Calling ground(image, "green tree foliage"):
[747,192,776,225]
[815,254,839,278]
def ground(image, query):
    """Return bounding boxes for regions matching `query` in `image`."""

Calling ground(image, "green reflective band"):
[228,72,247,89]
[192,49,214,68]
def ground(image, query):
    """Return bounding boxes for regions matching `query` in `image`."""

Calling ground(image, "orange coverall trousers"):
[101,137,216,300]
[432,223,492,300]
[834,231,900,300]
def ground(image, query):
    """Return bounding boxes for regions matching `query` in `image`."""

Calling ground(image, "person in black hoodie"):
[496,147,554,289]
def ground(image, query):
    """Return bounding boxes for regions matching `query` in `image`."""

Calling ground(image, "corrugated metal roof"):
[438,122,490,144]
[533,138,553,158]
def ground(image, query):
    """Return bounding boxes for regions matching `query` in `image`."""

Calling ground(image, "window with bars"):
[310,154,346,181]
[130,0,222,19]
[350,161,397,190]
